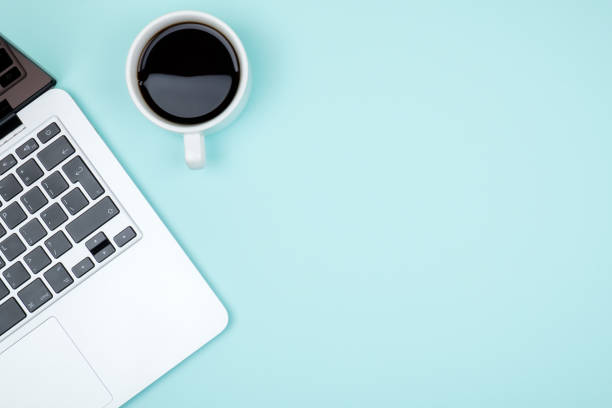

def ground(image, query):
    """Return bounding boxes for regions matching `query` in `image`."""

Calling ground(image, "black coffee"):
[137,23,240,125]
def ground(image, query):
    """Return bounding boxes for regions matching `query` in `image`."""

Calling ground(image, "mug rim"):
[125,10,249,134]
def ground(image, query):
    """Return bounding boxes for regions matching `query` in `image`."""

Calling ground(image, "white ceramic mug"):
[126,10,250,169]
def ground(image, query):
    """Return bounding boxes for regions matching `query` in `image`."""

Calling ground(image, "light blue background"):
[3,1,612,406]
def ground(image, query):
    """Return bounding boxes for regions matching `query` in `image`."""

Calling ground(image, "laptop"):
[0,35,228,407]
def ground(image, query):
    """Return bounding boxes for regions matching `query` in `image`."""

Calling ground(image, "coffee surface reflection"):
[137,23,240,125]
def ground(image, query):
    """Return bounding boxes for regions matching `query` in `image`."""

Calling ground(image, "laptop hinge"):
[0,99,22,139]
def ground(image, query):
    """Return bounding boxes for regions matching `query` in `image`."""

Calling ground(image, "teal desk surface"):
[3,1,612,406]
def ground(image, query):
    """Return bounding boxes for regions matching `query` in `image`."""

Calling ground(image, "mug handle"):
[184,132,205,169]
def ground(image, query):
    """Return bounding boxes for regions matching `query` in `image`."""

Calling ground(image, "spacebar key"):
[66,197,120,243]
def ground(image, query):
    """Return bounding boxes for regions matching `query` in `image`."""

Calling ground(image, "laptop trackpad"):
[0,318,112,408]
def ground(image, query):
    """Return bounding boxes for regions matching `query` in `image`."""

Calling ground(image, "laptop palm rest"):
[0,317,112,408]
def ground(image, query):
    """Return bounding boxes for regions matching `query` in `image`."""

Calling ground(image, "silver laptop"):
[0,36,228,407]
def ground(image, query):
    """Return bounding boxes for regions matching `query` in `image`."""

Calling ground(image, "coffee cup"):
[126,10,250,169]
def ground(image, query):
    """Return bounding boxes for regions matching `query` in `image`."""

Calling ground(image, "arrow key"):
[113,226,136,248]
[71,257,94,278]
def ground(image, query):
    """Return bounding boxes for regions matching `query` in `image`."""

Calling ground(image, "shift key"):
[65,197,119,243]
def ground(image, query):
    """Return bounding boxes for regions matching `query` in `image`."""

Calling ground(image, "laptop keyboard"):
[0,119,139,339]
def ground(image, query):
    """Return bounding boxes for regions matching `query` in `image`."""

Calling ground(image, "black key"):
[16,159,43,186]
[37,122,60,143]
[36,136,74,171]
[72,257,94,278]
[62,156,104,200]
[0,256,5,269]
[61,187,88,215]
[85,232,108,251]
[0,202,26,229]
[0,174,22,201]
[18,278,52,312]
[0,279,8,300]
[21,187,48,214]
[93,243,114,263]
[19,218,47,246]
[0,234,25,261]
[0,223,6,239]
[40,203,68,230]
[44,231,72,259]
[0,48,11,72]
[43,263,73,294]
[85,231,115,262]
[0,298,26,336]
[85,231,112,257]
[0,154,16,175]
[23,246,51,274]
[0,67,20,88]
[41,171,68,199]
[15,138,39,159]
[66,197,119,243]
[2,262,29,289]
[113,227,136,248]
